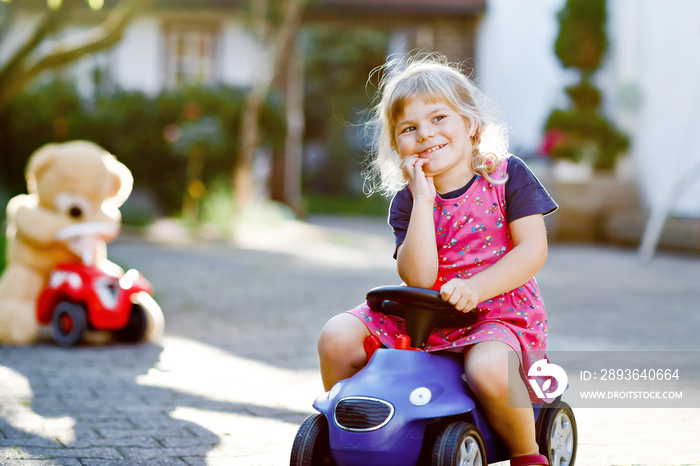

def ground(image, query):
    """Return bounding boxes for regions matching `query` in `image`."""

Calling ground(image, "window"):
[165,21,218,88]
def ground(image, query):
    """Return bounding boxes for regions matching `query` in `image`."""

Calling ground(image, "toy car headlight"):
[328,382,342,400]
[119,269,141,288]
[409,387,432,406]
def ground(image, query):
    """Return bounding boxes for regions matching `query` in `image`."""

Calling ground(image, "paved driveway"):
[1,216,699,465]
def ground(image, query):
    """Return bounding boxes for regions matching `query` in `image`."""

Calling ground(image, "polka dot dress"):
[349,158,547,373]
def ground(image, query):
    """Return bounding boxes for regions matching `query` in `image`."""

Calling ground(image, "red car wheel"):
[112,303,148,343]
[58,312,74,334]
[50,302,87,347]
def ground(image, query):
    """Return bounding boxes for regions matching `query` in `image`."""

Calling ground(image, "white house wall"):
[219,21,269,87]
[604,0,700,216]
[474,0,570,157]
[110,15,162,96]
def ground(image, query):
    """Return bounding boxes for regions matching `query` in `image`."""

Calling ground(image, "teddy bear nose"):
[69,206,83,218]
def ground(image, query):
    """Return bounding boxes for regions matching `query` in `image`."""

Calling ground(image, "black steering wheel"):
[365,286,478,349]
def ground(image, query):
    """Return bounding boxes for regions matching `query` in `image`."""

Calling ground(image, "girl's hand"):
[402,155,436,205]
[440,278,480,312]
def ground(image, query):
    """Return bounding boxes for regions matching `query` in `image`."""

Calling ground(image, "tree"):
[544,0,628,171]
[233,0,309,213]
[0,0,154,110]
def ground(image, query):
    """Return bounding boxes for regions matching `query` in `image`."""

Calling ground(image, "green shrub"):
[0,81,88,196]
[0,233,5,273]
[120,189,161,227]
[0,82,286,215]
[544,0,629,171]
[199,178,236,237]
[0,187,9,222]
[554,0,608,73]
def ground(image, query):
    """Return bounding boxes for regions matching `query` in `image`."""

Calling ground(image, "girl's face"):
[394,97,474,191]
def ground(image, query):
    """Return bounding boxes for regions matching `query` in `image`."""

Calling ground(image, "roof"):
[152,0,243,8]
[308,0,486,16]
[149,0,485,16]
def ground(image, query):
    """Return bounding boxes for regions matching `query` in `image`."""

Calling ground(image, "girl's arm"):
[396,156,439,287]
[440,213,548,311]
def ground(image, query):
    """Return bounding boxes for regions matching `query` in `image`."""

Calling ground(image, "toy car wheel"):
[431,421,486,466]
[290,413,333,466]
[112,303,147,343]
[537,400,577,466]
[50,302,87,347]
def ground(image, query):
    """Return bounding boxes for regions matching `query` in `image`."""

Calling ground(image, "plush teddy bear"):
[0,140,163,345]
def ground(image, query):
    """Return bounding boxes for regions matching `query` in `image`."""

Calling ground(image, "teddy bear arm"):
[11,198,76,245]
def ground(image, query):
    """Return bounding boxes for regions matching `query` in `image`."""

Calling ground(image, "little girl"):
[317,54,557,466]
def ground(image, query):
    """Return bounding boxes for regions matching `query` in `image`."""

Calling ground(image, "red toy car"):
[36,222,162,347]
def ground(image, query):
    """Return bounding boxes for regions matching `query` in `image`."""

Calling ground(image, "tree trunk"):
[235,85,266,210]
[233,0,309,213]
[282,38,306,216]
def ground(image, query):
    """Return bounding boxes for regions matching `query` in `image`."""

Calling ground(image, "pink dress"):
[349,158,547,372]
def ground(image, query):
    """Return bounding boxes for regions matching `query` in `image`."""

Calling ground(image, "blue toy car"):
[291,286,577,466]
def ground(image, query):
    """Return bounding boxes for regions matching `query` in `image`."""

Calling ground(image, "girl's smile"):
[395,98,474,193]
[418,143,447,157]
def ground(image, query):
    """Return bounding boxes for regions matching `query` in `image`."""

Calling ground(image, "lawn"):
[304,194,390,217]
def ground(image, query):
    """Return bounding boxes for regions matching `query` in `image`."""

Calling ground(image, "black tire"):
[537,400,577,466]
[50,302,87,347]
[112,303,148,343]
[431,421,486,466]
[290,413,333,466]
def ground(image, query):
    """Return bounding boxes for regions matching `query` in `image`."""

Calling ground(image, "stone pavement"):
[1,215,699,465]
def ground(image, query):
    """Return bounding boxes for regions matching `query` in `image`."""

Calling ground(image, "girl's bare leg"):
[463,341,542,461]
[317,313,371,391]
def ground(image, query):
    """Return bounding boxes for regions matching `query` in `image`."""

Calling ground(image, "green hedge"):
[0,82,286,216]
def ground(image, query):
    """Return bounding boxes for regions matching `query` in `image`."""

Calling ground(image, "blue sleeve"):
[388,187,412,259]
[505,156,558,223]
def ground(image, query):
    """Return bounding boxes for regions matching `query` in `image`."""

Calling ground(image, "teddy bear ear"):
[104,154,134,207]
[25,143,59,194]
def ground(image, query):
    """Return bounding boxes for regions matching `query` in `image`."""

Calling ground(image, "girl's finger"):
[456,296,469,311]
[439,284,454,302]
[402,157,420,178]
[402,155,418,167]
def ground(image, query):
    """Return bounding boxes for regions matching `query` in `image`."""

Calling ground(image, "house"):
[304,0,484,63]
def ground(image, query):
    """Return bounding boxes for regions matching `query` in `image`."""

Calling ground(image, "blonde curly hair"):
[363,53,509,196]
